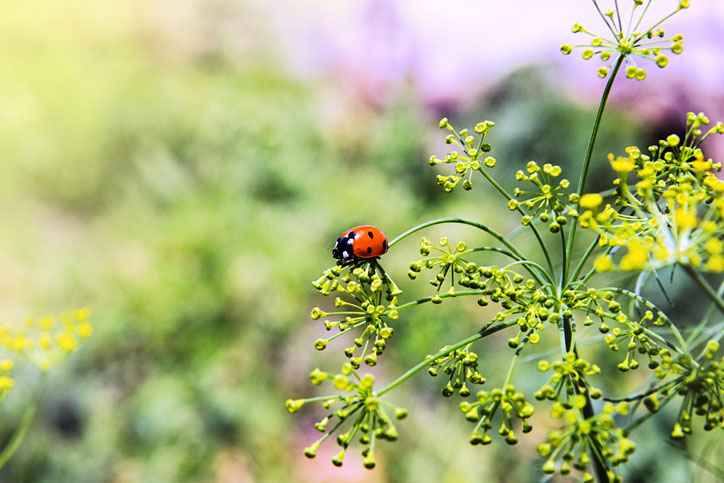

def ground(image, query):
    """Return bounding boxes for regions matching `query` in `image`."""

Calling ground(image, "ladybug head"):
[332,233,356,261]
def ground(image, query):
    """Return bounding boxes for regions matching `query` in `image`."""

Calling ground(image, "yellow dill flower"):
[704,176,724,193]
[609,154,636,173]
[12,335,28,352]
[56,334,78,352]
[0,377,13,392]
[702,221,717,234]
[690,160,711,172]
[580,193,603,210]
[705,238,723,255]
[593,255,614,272]
[620,239,649,270]
[77,322,93,338]
[0,360,13,373]
[73,307,91,321]
[674,207,697,230]
[706,255,724,273]
[39,316,54,330]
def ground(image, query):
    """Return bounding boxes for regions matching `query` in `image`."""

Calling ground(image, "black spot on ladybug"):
[367,247,372,254]
[383,240,388,250]
[368,231,374,239]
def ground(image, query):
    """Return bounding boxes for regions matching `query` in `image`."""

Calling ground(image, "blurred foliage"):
[0,1,720,482]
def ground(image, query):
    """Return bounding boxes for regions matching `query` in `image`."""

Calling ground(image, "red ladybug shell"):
[332,225,388,261]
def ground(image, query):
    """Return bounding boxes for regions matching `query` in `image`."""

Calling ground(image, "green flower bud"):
[469,431,484,445]
[286,399,305,413]
[309,368,328,385]
[304,443,319,459]
[331,450,345,466]
[670,423,685,440]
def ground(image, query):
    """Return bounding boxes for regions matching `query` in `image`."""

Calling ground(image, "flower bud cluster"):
[426,345,486,397]
[560,1,689,80]
[0,308,92,373]
[645,342,724,439]
[535,352,603,405]
[459,384,534,447]
[313,261,402,300]
[0,359,13,402]
[563,288,668,370]
[512,161,576,233]
[538,401,634,481]
[312,261,404,365]
[286,366,407,469]
[430,118,496,192]
[408,237,487,300]
[580,115,724,274]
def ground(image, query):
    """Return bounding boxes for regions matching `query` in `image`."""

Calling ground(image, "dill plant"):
[0,308,92,468]
[288,1,724,480]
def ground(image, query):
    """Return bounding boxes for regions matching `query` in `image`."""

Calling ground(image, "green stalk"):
[0,374,47,469]
[476,167,555,276]
[564,54,625,285]
[559,227,568,290]
[375,321,514,397]
[388,217,546,285]
[395,290,493,311]
[682,265,724,316]
[568,234,601,284]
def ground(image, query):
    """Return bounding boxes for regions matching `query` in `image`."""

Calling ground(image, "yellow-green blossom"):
[561,0,689,81]
[0,308,93,372]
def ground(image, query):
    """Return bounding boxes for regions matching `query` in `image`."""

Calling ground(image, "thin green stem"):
[604,376,684,403]
[504,352,522,389]
[688,277,724,347]
[396,290,493,311]
[375,321,514,397]
[682,265,724,316]
[388,217,546,285]
[0,374,47,469]
[502,260,556,287]
[476,167,555,276]
[559,226,568,290]
[568,234,601,285]
[565,54,625,284]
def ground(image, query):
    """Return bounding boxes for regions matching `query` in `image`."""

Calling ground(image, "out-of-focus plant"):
[290,1,724,481]
[0,308,92,468]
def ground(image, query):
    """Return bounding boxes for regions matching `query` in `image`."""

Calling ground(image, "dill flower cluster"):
[0,307,92,373]
[511,161,576,233]
[538,401,635,482]
[429,118,496,192]
[286,366,406,469]
[580,113,724,273]
[311,260,402,367]
[561,0,690,80]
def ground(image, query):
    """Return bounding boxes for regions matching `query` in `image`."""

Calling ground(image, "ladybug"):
[332,225,388,262]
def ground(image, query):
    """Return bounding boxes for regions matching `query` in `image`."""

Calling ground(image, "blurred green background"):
[0,1,722,482]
